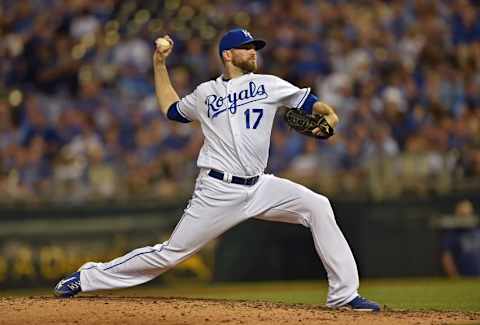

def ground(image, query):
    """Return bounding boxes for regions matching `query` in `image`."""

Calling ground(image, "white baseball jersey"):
[175,73,311,176]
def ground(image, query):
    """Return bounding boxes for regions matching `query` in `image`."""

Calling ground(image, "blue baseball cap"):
[218,28,266,58]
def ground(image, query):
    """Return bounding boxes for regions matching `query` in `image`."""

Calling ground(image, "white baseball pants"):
[80,169,359,307]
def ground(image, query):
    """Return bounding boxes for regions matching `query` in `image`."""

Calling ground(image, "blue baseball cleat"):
[344,296,381,311]
[54,271,82,298]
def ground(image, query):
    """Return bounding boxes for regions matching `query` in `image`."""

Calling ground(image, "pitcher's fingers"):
[163,35,174,45]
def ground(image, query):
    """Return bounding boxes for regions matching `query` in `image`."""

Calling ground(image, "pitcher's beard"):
[233,58,257,73]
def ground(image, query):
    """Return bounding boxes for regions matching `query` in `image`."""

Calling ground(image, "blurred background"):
[0,0,479,290]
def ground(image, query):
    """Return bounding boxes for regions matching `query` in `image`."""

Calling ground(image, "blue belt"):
[208,169,259,186]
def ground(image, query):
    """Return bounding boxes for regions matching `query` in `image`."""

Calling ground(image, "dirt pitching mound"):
[1,296,479,325]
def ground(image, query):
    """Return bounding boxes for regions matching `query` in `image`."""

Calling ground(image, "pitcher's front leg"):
[304,193,359,307]
[249,176,359,307]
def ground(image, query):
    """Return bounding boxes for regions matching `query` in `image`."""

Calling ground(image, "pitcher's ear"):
[222,49,232,62]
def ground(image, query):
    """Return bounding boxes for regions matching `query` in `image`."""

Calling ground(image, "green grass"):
[356,278,480,311]
[119,277,480,312]
[3,278,480,312]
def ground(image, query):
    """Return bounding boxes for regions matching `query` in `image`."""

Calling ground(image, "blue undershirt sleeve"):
[166,102,192,123]
[300,94,318,115]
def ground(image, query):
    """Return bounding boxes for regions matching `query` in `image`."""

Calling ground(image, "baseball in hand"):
[155,37,171,51]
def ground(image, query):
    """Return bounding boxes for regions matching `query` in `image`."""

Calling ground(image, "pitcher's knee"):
[304,193,331,211]
[302,194,335,226]
[155,249,186,269]
[156,247,192,270]
[162,256,180,269]
[316,194,331,208]
[134,245,184,270]
[303,193,332,223]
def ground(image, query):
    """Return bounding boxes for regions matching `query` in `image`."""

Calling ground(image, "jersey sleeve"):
[176,87,201,121]
[273,76,311,109]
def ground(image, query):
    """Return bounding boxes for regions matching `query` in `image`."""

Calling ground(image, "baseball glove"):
[284,108,335,139]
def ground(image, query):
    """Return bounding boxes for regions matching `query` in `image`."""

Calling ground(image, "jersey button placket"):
[226,79,247,175]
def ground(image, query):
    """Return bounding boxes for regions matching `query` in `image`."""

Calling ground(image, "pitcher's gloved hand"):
[284,108,335,139]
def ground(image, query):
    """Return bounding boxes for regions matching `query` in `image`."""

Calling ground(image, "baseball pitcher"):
[54,28,380,311]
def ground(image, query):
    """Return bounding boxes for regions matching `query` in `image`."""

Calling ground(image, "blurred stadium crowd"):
[0,0,479,205]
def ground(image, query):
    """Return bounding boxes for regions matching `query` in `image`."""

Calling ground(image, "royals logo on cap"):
[219,28,266,58]
[241,30,253,39]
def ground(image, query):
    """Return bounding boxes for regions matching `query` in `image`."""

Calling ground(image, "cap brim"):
[238,39,266,50]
